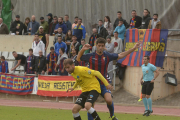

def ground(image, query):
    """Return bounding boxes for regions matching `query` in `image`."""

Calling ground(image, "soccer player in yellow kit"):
[65,59,113,120]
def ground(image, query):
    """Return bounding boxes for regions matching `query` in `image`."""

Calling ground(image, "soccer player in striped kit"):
[77,37,140,120]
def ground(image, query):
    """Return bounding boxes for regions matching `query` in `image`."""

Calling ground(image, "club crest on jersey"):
[77,76,80,79]
[88,70,91,74]
[90,95,93,98]
[103,57,105,61]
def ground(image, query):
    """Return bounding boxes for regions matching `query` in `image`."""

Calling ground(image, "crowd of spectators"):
[0,9,162,78]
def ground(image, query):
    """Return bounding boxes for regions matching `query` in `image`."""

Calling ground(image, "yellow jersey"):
[71,66,103,93]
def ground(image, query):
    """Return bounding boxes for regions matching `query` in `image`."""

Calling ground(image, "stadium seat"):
[0,51,2,56]
[15,71,20,74]
[23,52,29,57]
[17,52,23,55]
[7,52,15,60]
[16,66,24,71]
[2,51,9,59]
[8,61,14,71]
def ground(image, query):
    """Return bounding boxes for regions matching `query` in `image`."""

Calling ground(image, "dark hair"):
[63,59,74,66]
[153,13,158,17]
[65,30,72,41]
[78,18,82,22]
[117,11,121,14]
[59,17,63,20]
[96,37,106,45]
[71,48,77,54]
[1,56,5,60]
[54,16,58,19]
[29,48,33,52]
[119,19,124,23]
[58,35,62,38]
[114,31,118,34]
[81,39,85,41]
[144,9,149,12]
[99,20,103,23]
[132,10,136,12]
[144,55,150,60]
[104,16,111,28]
[58,27,63,30]
[74,16,78,19]
[35,33,39,36]
[65,14,69,17]
[12,51,16,54]
[72,35,77,38]
[60,47,65,53]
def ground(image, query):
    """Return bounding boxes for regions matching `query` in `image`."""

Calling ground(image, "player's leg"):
[85,90,101,120]
[142,82,149,116]
[72,104,82,120]
[146,82,154,116]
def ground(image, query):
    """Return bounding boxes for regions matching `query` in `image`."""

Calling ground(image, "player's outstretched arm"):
[92,70,113,91]
[117,41,140,59]
[76,44,90,61]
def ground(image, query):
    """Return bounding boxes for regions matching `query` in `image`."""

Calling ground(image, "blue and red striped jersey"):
[80,51,118,84]
[1,61,9,73]
[26,56,34,74]
[59,57,67,71]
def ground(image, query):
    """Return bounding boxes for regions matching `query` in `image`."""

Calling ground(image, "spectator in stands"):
[148,14,161,29]
[50,16,58,35]
[0,56,9,73]
[139,9,151,29]
[112,32,123,53]
[32,33,45,57]
[72,16,84,29]
[64,14,72,31]
[79,39,89,54]
[89,28,101,51]
[0,18,9,34]
[34,50,46,75]
[54,35,67,55]
[53,27,65,45]
[130,10,142,29]
[46,13,53,34]
[23,17,30,34]
[73,18,86,43]
[65,30,73,54]
[113,11,129,29]
[37,26,49,51]
[0,61,1,73]
[114,19,126,42]
[69,35,80,57]
[24,49,36,75]
[46,47,58,75]
[105,36,114,80]
[70,48,79,66]
[55,17,67,34]
[27,15,40,35]
[11,51,26,72]
[98,20,108,39]
[104,16,113,36]
[55,48,68,76]
[38,17,49,34]
[10,15,24,35]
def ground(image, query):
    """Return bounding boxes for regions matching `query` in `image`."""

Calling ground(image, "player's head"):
[12,51,18,58]
[96,37,106,54]
[143,55,150,65]
[63,59,75,74]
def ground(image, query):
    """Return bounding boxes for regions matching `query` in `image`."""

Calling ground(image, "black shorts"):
[75,90,99,108]
[142,81,154,95]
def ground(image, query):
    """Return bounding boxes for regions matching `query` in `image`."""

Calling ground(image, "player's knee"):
[72,106,79,114]
[84,102,92,110]
[105,98,112,105]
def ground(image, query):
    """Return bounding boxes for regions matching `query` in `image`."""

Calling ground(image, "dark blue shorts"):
[100,84,112,97]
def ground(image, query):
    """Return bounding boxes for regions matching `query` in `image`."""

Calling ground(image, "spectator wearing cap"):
[72,18,86,43]
[27,15,40,35]
[54,35,67,55]
[55,48,68,76]
[64,14,72,31]
[10,15,24,35]
[55,17,67,34]
[47,13,53,34]
[89,28,101,51]
[113,11,129,29]
[32,33,45,57]
[105,36,114,80]
[37,26,49,51]
[69,35,80,58]
[37,17,49,34]
[0,56,9,73]
[113,19,126,42]
[112,31,123,54]
[50,16,58,35]
[46,47,58,75]
[24,49,36,75]
[23,17,30,34]
[53,27,65,45]
[0,18,9,34]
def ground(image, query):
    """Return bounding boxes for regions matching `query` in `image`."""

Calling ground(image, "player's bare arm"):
[117,41,140,59]
[76,44,90,61]
[151,69,159,83]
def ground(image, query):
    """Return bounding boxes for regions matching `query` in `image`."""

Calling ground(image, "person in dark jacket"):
[55,17,67,34]
[35,50,46,75]
[24,48,36,75]
[97,20,108,39]
[50,16,58,35]
[113,11,129,29]
[27,15,40,35]
[129,10,142,29]
[10,15,24,35]
[0,18,9,34]
[64,14,72,31]
[23,17,30,34]
[89,28,101,51]
[139,9,152,29]
[47,13,53,34]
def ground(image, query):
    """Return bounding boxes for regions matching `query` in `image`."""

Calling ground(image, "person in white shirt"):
[32,33,45,57]
[111,31,123,54]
